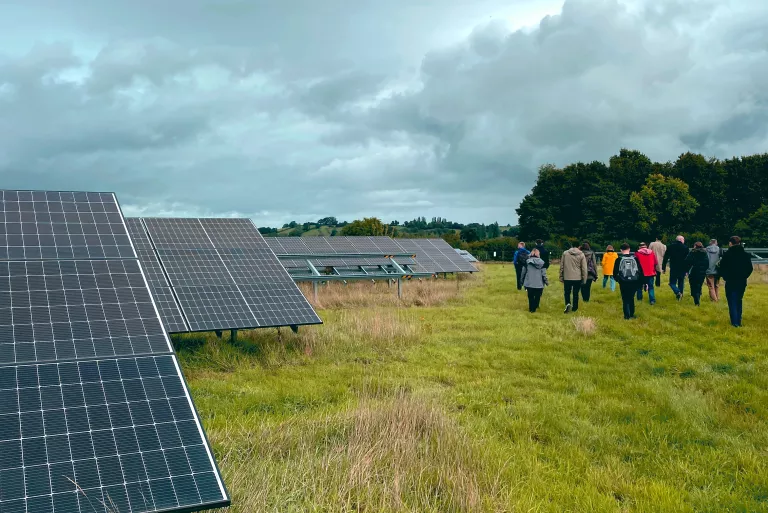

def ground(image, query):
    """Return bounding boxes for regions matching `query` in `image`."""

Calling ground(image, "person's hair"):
[676,235,685,242]
[709,239,717,245]
[694,241,704,248]
[580,241,591,251]
[536,239,543,245]
[606,245,614,251]
[530,248,540,257]
[656,235,663,241]
[620,243,630,251]
[639,242,647,248]
[729,235,741,245]
[519,242,526,248]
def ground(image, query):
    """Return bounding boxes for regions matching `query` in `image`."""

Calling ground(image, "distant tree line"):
[516,149,768,248]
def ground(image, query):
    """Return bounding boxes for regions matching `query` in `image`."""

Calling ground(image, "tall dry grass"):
[298,272,479,310]
[211,393,505,512]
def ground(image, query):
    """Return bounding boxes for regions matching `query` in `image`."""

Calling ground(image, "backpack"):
[586,256,597,278]
[617,256,640,282]
[517,251,529,267]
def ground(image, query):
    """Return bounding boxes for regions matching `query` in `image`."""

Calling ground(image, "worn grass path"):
[177,264,768,512]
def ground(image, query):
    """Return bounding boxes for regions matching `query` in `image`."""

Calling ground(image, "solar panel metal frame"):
[131,218,321,333]
[0,190,230,513]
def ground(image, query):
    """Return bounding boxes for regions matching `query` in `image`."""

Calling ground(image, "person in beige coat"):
[648,236,666,287]
[559,243,588,313]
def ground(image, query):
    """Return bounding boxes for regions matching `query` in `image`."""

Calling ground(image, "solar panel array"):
[0,190,229,513]
[455,248,479,263]
[265,236,477,274]
[127,218,321,333]
[264,236,426,274]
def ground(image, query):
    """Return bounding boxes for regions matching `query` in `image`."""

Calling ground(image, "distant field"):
[176,265,768,512]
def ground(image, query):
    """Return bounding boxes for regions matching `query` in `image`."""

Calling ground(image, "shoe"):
[572,308,578,313]
[630,315,637,319]
[676,293,683,302]
[564,304,572,314]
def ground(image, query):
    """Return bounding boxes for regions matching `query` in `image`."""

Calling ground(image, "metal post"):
[397,277,402,299]
[231,329,237,343]
[215,330,222,339]
[313,281,319,302]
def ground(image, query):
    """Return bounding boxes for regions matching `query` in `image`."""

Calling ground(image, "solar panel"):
[426,239,478,272]
[0,190,229,513]
[131,218,321,332]
[395,239,443,273]
[125,220,188,334]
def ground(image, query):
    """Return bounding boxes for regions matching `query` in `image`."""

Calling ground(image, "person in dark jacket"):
[684,241,709,306]
[521,248,549,312]
[580,241,598,302]
[534,239,550,269]
[613,243,643,320]
[513,242,530,291]
[718,236,754,327]
[662,235,690,301]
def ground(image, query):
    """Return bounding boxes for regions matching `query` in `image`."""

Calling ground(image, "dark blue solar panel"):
[0,190,229,513]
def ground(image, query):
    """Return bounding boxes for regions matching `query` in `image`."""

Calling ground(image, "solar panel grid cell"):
[395,239,443,273]
[428,239,478,272]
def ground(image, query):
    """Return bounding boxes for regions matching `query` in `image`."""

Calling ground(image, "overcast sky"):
[1,0,766,226]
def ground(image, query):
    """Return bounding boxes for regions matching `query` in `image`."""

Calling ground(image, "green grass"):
[177,265,768,512]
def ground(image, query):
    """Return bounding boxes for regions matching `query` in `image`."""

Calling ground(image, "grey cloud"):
[1,0,768,227]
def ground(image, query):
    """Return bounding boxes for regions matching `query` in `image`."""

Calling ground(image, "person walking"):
[662,235,690,301]
[649,236,666,287]
[705,239,723,302]
[559,242,587,314]
[534,239,550,269]
[718,236,754,327]
[635,242,659,305]
[601,245,618,292]
[580,241,598,302]
[513,242,530,291]
[684,241,709,306]
[521,248,549,313]
[614,243,643,320]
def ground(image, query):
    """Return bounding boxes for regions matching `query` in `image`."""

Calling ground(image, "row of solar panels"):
[264,236,477,275]
[454,248,479,263]
[0,190,231,513]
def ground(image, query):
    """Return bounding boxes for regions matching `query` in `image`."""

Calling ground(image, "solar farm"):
[0,189,478,513]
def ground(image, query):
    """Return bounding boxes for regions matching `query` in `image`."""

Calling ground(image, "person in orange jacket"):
[601,245,618,292]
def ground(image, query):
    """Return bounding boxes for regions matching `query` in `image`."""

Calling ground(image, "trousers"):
[706,275,720,302]
[602,275,616,291]
[563,280,581,311]
[515,265,524,290]
[527,287,543,312]
[581,280,594,302]
[620,282,638,319]
[725,282,747,326]
[689,274,706,305]
[636,276,656,304]
[669,272,686,296]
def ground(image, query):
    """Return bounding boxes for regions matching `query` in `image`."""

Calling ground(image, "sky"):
[1,0,767,227]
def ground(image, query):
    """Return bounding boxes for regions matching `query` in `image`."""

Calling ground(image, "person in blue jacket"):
[513,242,531,291]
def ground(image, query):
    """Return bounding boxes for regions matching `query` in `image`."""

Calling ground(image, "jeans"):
[581,280,594,302]
[636,276,656,304]
[603,275,616,291]
[706,275,720,302]
[689,274,706,305]
[620,282,638,319]
[527,287,543,312]
[725,282,747,326]
[515,265,524,290]
[563,280,581,311]
[669,272,686,296]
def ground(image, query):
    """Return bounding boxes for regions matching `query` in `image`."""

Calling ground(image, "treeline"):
[516,149,768,247]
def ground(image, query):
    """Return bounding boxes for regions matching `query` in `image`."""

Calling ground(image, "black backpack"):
[617,256,640,282]
[517,251,529,266]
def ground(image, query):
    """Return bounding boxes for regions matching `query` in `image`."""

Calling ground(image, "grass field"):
[175,264,768,512]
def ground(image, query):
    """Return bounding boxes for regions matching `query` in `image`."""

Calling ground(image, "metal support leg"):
[397,278,402,299]
[215,330,222,339]
[290,325,298,334]
[313,281,319,302]
[231,329,237,343]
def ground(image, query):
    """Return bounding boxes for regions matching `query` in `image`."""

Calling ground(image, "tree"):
[317,217,338,226]
[341,217,387,236]
[735,205,768,246]
[460,227,479,243]
[630,174,699,236]
[442,232,461,247]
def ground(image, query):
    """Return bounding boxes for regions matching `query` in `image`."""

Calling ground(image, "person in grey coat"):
[521,248,549,313]
[705,239,724,302]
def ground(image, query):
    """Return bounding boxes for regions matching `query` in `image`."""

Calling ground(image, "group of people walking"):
[514,236,754,327]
